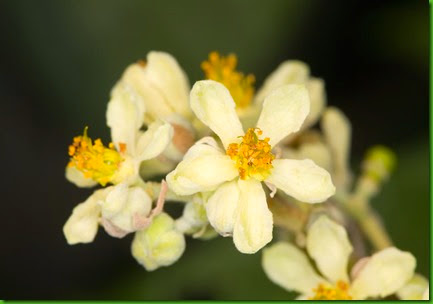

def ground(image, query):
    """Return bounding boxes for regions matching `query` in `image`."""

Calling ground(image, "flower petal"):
[190,80,244,148]
[135,121,173,161]
[306,215,352,283]
[144,51,191,119]
[256,84,310,147]
[166,137,238,196]
[350,247,416,299]
[107,82,144,151]
[232,179,272,254]
[262,242,327,294]
[65,166,97,188]
[321,107,352,190]
[254,60,310,105]
[303,78,326,128]
[266,159,335,203]
[63,190,103,244]
[397,274,429,300]
[206,180,240,235]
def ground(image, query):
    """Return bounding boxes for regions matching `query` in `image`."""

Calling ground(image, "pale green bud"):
[131,213,185,271]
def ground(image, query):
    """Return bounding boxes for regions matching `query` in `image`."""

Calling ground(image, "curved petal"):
[262,242,327,294]
[306,215,352,283]
[397,274,429,300]
[166,138,238,196]
[107,82,144,151]
[190,80,244,148]
[350,247,416,299]
[303,77,326,128]
[266,159,335,203]
[206,180,240,235]
[256,84,310,147]
[63,190,104,244]
[65,166,97,188]
[254,60,310,105]
[321,107,352,190]
[232,179,272,254]
[135,121,173,161]
[144,51,191,119]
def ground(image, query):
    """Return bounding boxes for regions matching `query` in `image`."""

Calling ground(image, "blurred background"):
[0,0,429,300]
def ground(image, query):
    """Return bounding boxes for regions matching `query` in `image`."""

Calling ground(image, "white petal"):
[256,84,310,147]
[100,184,152,233]
[107,82,144,151]
[303,78,326,128]
[166,138,238,196]
[350,247,416,299]
[262,242,326,294]
[206,180,240,235]
[175,194,208,235]
[321,107,352,190]
[65,166,97,188]
[423,286,429,300]
[254,60,310,105]
[266,159,335,203]
[397,274,429,300]
[190,80,244,148]
[63,191,103,244]
[232,179,272,254]
[306,215,352,283]
[131,213,185,271]
[144,51,191,119]
[135,121,173,161]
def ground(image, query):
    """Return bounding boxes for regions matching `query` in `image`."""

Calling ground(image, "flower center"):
[309,281,352,300]
[68,127,125,186]
[226,128,275,181]
[201,51,255,109]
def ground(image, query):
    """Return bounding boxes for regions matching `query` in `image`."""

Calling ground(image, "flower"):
[262,215,416,300]
[397,274,429,300]
[131,212,186,271]
[167,80,335,254]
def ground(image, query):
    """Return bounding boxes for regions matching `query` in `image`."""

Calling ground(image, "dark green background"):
[0,0,429,300]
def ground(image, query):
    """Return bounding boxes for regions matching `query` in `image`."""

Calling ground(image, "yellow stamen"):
[309,280,352,300]
[226,128,274,181]
[201,51,255,108]
[67,127,124,186]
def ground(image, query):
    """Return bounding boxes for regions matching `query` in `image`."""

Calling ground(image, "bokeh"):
[0,0,429,300]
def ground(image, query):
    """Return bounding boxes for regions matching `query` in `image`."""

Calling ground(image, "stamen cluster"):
[309,281,352,300]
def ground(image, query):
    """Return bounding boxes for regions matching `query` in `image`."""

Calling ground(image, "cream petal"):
[135,121,173,161]
[262,242,327,294]
[65,166,97,188]
[266,159,335,203]
[306,215,352,283]
[206,180,240,235]
[397,274,429,300]
[350,247,416,299]
[107,82,144,151]
[321,107,352,190]
[254,60,310,105]
[256,84,310,147]
[144,51,191,119]
[303,78,326,128]
[423,286,429,300]
[166,139,238,196]
[63,191,104,245]
[232,179,272,254]
[190,80,244,148]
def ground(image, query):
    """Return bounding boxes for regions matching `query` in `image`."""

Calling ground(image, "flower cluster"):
[63,51,427,300]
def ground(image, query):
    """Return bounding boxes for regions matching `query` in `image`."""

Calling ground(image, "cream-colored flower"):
[131,212,186,271]
[167,80,335,254]
[262,216,416,300]
[397,273,429,300]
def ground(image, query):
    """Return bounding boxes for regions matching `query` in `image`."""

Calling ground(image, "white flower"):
[131,212,186,271]
[262,216,416,300]
[167,80,335,254]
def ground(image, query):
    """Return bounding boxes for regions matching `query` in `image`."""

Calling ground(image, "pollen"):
[226,128,275,181]
[67,127,124,186]
[309,280,352,300]
[201,51,255,108]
